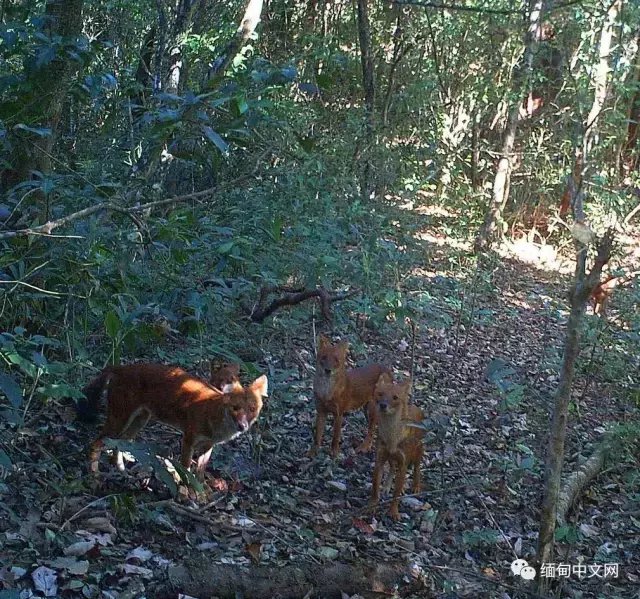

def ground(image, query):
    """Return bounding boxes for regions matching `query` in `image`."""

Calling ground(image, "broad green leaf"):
[201,125,229,155]
[104,311,121,339]
[0,372,22,407]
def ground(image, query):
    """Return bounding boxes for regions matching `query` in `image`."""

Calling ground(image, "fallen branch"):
[168,559,418,599]
[556,436,623,526]
[250,285,359,323]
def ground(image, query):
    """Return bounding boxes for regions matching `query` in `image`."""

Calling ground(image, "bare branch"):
[250,285,359,323]
[0,175,252,241]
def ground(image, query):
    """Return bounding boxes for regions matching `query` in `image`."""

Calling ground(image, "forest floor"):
[1,203,639,599]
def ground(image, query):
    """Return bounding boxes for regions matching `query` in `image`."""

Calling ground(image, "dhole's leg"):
[308,409,327,457]
[307,409,327,457]
[390,452,407,521]
[330,411,344,459]
[180,431,196,471]
[195,444,214,479]
[110,411,151,471]
[89,438,105,475]
[369,446,387,508]
[89,409,133,474]
[382,462,395,496]
[356,400,377,453]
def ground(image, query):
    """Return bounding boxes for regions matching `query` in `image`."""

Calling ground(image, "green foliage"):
[462,528,500,547]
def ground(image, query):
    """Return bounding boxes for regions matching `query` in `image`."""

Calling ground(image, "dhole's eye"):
[392,395,398,400]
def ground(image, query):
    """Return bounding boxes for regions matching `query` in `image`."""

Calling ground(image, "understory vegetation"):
[0,0,639,597]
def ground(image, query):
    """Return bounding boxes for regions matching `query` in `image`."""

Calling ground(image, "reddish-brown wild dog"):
[309,335,391,458]
[369,373,424,521]
[210,362,241,390]
[590,272,637,315]
[78,363,267,477]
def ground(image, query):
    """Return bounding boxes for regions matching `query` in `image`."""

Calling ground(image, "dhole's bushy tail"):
[76,369,111,424]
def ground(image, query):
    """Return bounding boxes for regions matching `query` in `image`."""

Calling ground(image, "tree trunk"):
[536,231,614,585]
[166,0,199,94]
[356,0,376,200]
[620,36,640,176]
[536,8,623,587]
[560,0,621,223]
[131,27,156,119]
[474,0,545,252]
[585,0,622,153]
[29,0,85,178]
[207,0,264,81]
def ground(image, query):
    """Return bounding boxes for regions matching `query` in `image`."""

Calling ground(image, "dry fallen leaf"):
[126,546,154,563]
[245,541,262,564]
[63,540,96,557]
[352,517,375,535]
[32,566,57,597]
[120,563,154,578]
[81,517,117,535]
[48,557,90,576]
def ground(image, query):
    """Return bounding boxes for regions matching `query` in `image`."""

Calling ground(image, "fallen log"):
[556,435,624,526]
[167,559,418,599]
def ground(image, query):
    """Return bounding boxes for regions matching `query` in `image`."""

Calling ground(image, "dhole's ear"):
[377,372,392,387]
[318,334,329,349]
[338,340,349,356]
[400,377,412,394]
[222,381,242,393]
[250,375,268,397]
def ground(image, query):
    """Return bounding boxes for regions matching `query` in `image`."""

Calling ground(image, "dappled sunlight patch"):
[414,230,471,251]
[498,237,572,274]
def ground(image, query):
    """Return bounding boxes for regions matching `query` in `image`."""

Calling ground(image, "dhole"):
[590,273,637,315]
[78,363,267,477]
[309,335,391,458]
[210,362,241,390]
[369,373,424,521]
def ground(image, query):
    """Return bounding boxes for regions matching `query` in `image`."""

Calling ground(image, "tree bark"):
[27,0,85,181]
[355,0,376,200]
[585,0,622,153]
[620,35,640,176]
[207,0,264,80]
[474,0,545,252]
[131,27,156,118]
[560,0,621,224]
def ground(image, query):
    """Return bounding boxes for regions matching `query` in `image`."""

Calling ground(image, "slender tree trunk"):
[471,114,480,190]
[536,230,613,586]
[131,27,156,119]
[560,0,622,222]
[355,0,376,200]
[474,0,545,252]
[381,10,408,127]
[166,0,199,94]
[620,36,640,176]
[536,3,622,590]
[207,0,264,81]
[585,0,622,153]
